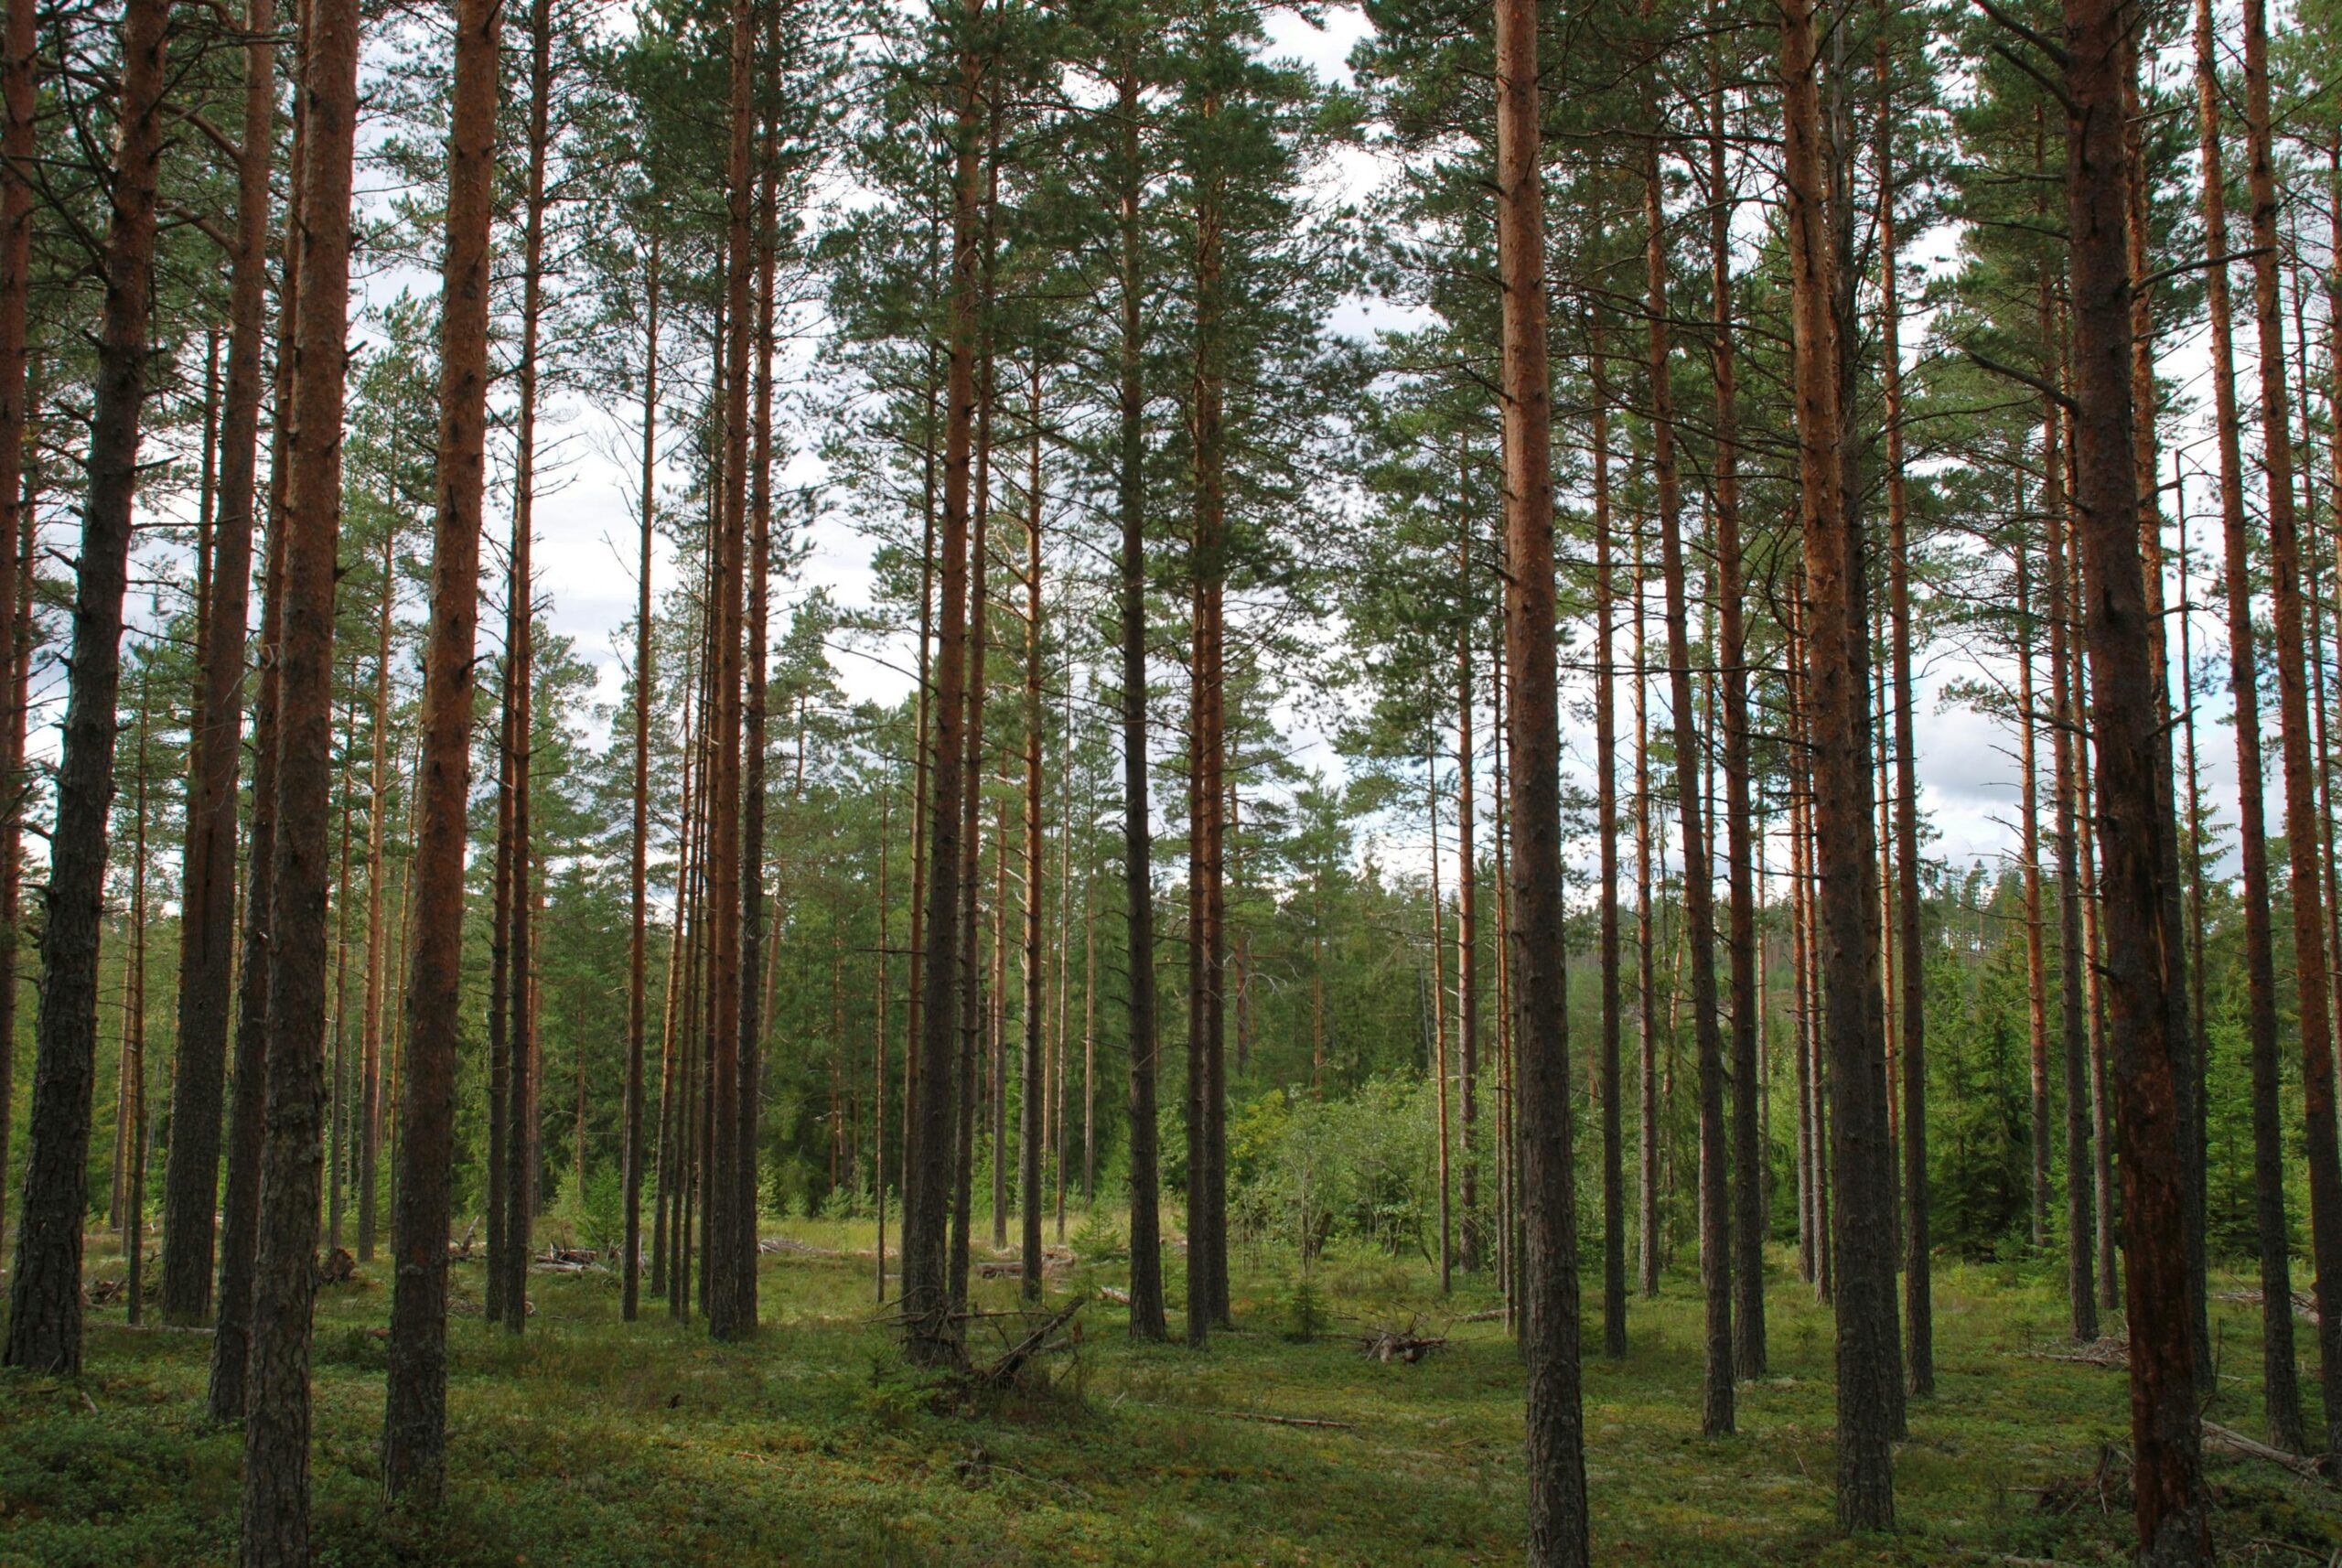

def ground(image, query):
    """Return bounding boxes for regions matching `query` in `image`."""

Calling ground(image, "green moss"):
[4,1225,2336,1565]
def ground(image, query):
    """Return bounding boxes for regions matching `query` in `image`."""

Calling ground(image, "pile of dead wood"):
[531,1245,606,1274]
[1360,1318,1446,1363]
[317,1247,357,1285]
[757,1235,840,1258]
[2020,1333,2129,1369]
[969,1297,1086,1391]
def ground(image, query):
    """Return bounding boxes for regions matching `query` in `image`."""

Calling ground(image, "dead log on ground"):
[2203,1420,2326,1481]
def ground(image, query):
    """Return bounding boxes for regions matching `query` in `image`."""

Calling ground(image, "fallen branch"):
[2020,1335,2128,1369]
[977,1296,1085,1389]
[1198,1408,1355,1430]
[2203,1420,2325,1481]
[2214,1286,2321,1325]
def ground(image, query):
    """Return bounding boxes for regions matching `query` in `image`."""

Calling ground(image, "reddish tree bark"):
[1,0,171,1379]
[240,0,362,1548]
[380,0,497,1498]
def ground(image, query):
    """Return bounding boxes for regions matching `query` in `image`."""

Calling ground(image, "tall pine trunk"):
[2060,0,2207,1546]
[160,0,273,1325]
[1875,37,1928,1396]
[1644,127,1733,1439]
[380,0,497,1495]
[2,0,171,1378]
[1590,314,1625,1358]
[356,531,394,1261]
[901,0,988,1369]
[1709,76,1762,1382]
[1779,0,1896,1523]
[240,0,360,1546]
[1496,0,1589,1545]
[1115,57,1167,1342]
[625,241,660,1323]
[2240,0,2342,1462]
[0,0,34,1277]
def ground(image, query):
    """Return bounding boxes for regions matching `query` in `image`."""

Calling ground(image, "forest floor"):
[4,1220,2339,1566]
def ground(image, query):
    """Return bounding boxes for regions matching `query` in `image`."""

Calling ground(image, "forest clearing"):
[8,1229,2338,1567]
